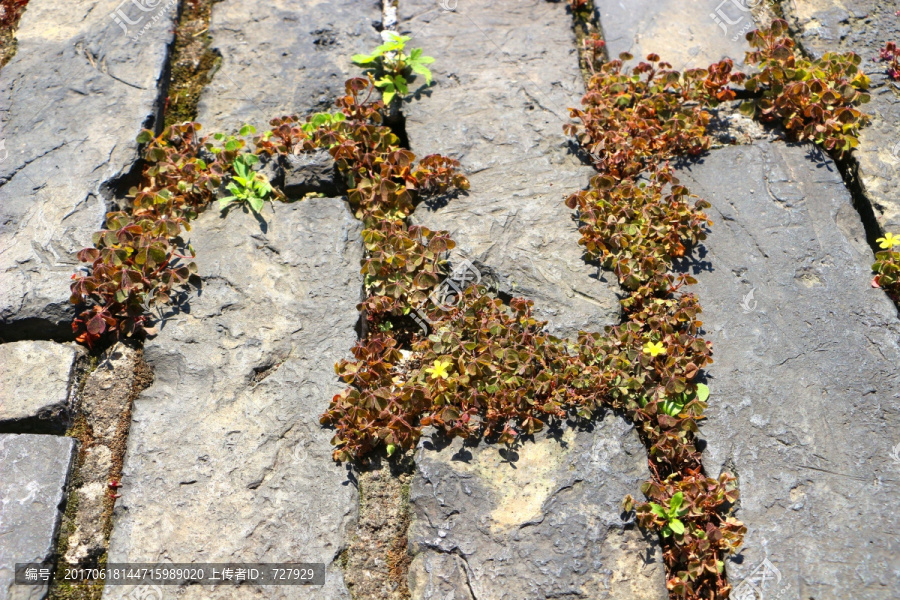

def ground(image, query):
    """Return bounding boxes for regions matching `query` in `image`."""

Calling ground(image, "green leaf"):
[386,443,397,457]
[649,503,667,519]
[248,195,264,213]
[410,62,433,85]
[695,383,709,403]
[218,196,235,210]
[394,75,409,95]
[669,518,685,535]
[136,130,153,144]
[668,492,684,513]
[239,124,256,136]
[352,53,377,64]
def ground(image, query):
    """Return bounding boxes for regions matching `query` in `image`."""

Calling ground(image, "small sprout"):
[219,153,272,214]
[649,492,689,537]
[352,32,435,105]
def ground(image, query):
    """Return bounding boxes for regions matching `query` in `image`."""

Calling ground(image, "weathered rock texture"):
[0,0,176,340]
[676,140,900,598]
[784,0,900,234]
[593,0,752,70]
[196,0,382,132]
[408,415,666,600]
[0,340,81,433]
[0,434,75,600]
[62,343,145,567]
[103,199,363,599]
[397,3,664,598]
[400,0,621,340]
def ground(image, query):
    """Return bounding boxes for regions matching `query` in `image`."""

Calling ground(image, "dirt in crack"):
[163,0,220,127]
[343,453,415,600]
[49,343,153,600]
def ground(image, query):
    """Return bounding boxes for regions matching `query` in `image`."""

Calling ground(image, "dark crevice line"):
[339,5,415,600]
[776,1,889,252]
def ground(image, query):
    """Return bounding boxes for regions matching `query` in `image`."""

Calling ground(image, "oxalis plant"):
[352,32,434,105]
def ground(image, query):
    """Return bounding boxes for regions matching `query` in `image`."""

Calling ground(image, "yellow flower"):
[643,341,666,357]
[877,232,899,249]
[425,359,452,380]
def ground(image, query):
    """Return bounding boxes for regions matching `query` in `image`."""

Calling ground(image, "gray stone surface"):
[400,0,621,340]
[282,149,340,199]
[103,198,363,600]
[594,0,752,70]
[0,341,80,432]
[408,414,667,600]
[784,0,900,234]
[675,140,900,599]
[196,0,382,132]
[0,434,76,600]
[0,0,177,340]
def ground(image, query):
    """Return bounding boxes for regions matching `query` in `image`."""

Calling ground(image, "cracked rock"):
[593,0,752,70]
[784,0,900,234]
[103,198,363,599]
[676,140,900,598]
[0,434,75,600]
[0,0,177,340]
[401,0,621,339]
[282,149,340,199]
[408,414,667,600]
[195,0,381,132]
[0,340,82,433]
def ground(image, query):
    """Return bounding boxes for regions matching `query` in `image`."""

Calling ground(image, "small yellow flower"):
[425,359,452,380]
[643,341,666,357]
[877,232,899,249]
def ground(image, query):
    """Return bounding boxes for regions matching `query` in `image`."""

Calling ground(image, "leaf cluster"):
[70,122,259,346]
[564,52,743,179]
[626,472,746,598]
[740,19,871,155]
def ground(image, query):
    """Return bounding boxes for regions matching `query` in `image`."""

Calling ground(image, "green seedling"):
[219,153,272,214]
[649,492,689,537]
[352,33,434,104]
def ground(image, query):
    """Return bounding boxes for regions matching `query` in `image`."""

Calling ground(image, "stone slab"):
[408,414,667,600]
[103,198,363,600]
[400,0,621,339]
[196,0,382,132]
[0,0,177,340]
[0,434,76,600]
[0,341,80,433]
[593,0,752,70]
[675,140,900,599]
[785,0,900,234]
